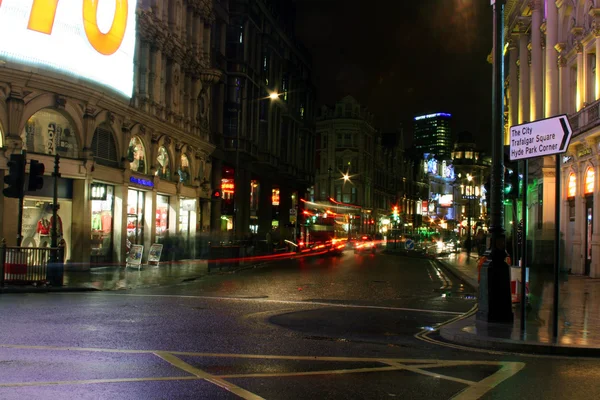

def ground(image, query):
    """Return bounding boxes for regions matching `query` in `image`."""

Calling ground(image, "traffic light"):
[504,164,519,199]
[211,189,222,199]
[3,153,26,198]
[28,159,45,191]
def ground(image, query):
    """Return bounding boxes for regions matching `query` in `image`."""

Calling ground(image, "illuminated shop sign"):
[439,194,453,207]
[221,179,235,194]
[90,183,107,200]
[272,188,280,206]
[130,176,154,188]
[0,0,137,97]
[414,113,452,121]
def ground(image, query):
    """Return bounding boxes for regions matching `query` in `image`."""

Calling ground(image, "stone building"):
[0,1,221,265]
[505,0,600,277]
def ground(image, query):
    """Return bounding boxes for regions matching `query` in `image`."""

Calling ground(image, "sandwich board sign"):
[126,245,144,269]
[509,115,573,161]
[148,244,163,265]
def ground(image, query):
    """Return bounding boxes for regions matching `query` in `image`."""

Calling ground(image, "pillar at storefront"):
[572,165,585,275]
[557,53,568,114]
[147,190,158,247]
[518,23,530,124]
[591,142,600,277]
[530,1,543,121]
[593,10,600,100]
[278,186,293,240]
[210,158,223,234]
[71,179,92,268]
[545,1,559,117]
[114,183,128,264]
[258,180,273,237]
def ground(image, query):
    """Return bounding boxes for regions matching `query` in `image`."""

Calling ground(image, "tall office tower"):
[413,113,452,159]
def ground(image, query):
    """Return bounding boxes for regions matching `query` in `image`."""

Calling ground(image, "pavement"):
[437,251,600,356]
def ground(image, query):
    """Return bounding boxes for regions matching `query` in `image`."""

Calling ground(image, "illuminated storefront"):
[90,183,114,263]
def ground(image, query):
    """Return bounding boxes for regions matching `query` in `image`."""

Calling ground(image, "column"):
[257,180,273,237]
[572,164,585,274]
[150,47,163,105]
[278,186,293,241]
[577,42,584,111]
[114,183,128,264]
[71,179,92,267]
[558,55,569,114]
[508,39,519,142]
[545,1,559,117]
[234,168,250,239]
[518,28,530,124]
[530,1,543,121]
[585,48,594,105]
[138,41,150,99]
[210,158,223,234]
[596,30,600,100]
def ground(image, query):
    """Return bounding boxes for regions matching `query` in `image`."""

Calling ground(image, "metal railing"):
[0,239,64,287]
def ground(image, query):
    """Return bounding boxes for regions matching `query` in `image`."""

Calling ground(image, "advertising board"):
[0,0,137,97]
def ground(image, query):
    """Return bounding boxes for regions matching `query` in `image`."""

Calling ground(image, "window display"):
[179,154,191,184]
[156,195,169,239]
[127,189,145,247]
[91,185,114,261]
[156,147,171,180]
[22,109,78,158]
[179,198,196,238]
[21,198,72,260]
[128,136,146,173]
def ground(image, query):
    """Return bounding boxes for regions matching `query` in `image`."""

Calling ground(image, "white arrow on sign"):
[509,114,573,161]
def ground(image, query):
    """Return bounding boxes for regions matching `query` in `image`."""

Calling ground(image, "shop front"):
[90,183,114,263]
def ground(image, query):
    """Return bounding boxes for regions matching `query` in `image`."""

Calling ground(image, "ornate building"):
[209,0,316,240]
[0,1,222,265]
[505,0,600,277]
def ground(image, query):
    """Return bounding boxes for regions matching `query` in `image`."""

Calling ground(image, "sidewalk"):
[437,251,600,356]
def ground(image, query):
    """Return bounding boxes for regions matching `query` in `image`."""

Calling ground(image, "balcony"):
[569,98,600,139]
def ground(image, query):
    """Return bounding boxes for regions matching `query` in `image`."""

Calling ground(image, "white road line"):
[0,376,200,388]
[70,292,464,315]
[155,352,265,400]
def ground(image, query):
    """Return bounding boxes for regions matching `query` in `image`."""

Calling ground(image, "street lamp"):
[234,90,280,239]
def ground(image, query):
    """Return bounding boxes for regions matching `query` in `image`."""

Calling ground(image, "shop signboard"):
[0,0,137,97]
[126,244,143,268]
[148,244,163,264]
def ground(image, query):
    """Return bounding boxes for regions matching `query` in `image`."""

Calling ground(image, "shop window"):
[179,154,191,184]
[156,147,171,180]
[91,184,114,262]
[179,198,196,238]
[568,172,577,198]
[22,109,78,158]
[127,136,147,174]
[156,195,170,241]
[91,124,118,167]
[22,198,71,260]
[127,189,144,246]
[272,188,280,206]
[585,167,595,195]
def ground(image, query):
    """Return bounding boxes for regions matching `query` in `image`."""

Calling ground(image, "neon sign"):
[130,176,154,188]
[0,0,137,97]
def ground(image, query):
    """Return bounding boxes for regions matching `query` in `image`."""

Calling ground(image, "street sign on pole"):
[289,208,297,216]
[509,115,573,161]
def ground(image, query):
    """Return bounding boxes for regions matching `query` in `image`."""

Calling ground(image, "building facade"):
[413,112,453,159]
[504,0,600,277]
[210,0,316,241]
[0,1,223,266]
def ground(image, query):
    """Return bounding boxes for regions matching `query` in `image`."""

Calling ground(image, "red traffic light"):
[211,189,222,199]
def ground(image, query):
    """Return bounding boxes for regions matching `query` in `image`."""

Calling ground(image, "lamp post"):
[328,167,332,199]
[234,90,280,240]
[467,174,473,257]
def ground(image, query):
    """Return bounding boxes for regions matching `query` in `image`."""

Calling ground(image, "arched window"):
[568,172,577,198]
[0,125,3,148]
[156,147,171,180]
[91,123,118,167]
[585,167,595,195]
[179,154,191,184]
[127,136,147,174]
[22,109,78,158]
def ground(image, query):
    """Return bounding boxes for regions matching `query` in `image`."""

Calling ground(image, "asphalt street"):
[1,250,599,399]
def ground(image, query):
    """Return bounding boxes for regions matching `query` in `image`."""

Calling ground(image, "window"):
[128,136,147,174]
[344,133,351,147]
[156,147,171,180]
[23,109,78,158]
[585,167,595,195]
[568,172,577,198]
[91,124,118,167]
[179,154,191,184]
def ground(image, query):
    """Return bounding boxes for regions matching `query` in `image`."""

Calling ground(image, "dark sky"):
[294,0,493,151]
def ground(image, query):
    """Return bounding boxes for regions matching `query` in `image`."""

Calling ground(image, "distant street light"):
[269,92,280,100]
[343,173,350,182]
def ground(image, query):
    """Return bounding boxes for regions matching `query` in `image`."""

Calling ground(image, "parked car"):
[354,235,376,254]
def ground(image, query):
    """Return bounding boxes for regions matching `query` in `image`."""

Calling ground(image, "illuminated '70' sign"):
[25,0,129,56]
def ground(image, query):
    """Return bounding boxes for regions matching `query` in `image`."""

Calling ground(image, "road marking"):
[0,343,525,398]
[155,351,264,400]
[67,292,464,315]
[429,260,451,289]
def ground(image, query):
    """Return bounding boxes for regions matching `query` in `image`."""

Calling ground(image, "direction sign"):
[405,239,415,250]
[509,115,573,161]
[290,208,297,216]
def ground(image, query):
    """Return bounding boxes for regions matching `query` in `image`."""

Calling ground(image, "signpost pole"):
[520,160,528,334]
[553,154,561,339]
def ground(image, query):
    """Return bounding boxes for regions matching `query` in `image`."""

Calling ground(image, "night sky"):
[294,0,493,151]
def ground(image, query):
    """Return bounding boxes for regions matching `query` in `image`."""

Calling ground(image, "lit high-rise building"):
[413,113,452,159]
